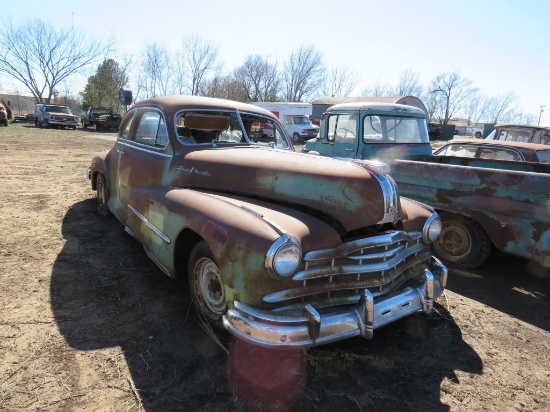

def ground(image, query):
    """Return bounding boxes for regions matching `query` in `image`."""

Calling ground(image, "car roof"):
[327,102,425,115]
[446,139,549,151]
[131,95,278,120]
[495,124,550,132]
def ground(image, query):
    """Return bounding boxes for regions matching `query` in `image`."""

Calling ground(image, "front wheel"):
[93,123,101,132]
[432,213,491,268]
[95,173,110,216]
[188,241,226,321]
[292,133,302,143]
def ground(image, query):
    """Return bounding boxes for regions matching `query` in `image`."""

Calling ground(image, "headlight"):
[265,234,302,278]
[423,212,442,244]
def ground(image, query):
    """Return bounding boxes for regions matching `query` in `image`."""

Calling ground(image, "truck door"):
[316,112,359,158]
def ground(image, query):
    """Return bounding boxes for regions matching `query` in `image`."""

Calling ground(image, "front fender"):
[125,187,342,308]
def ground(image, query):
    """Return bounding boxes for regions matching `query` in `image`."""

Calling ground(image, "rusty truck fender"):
[392,159,550,267]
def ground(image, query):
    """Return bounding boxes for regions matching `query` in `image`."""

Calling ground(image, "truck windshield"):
[363,115,429,143]
[46,106,72,114]
[292,116,310,125]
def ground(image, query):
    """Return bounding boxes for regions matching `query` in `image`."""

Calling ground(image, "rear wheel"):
[432,213,491,268]
[95,173,110,216]
[188,241,226,321]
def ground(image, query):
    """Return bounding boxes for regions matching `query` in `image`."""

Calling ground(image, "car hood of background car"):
[170,147,395,232]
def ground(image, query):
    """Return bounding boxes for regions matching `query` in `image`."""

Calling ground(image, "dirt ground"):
[1,122,549,412]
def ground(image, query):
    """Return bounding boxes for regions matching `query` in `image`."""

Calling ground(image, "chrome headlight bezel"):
[423,212,442,244]
[265,234,302,278]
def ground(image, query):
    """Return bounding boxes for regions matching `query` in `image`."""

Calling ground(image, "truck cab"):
[302,102,431,160]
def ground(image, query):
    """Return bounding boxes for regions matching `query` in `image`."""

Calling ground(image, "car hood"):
[170,147,399,232]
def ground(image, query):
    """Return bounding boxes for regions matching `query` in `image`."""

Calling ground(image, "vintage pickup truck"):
[302,102,550,269]
[89,95,447,348]
[81,107,122,131]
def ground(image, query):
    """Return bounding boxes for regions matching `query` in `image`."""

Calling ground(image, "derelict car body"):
[89,95,446,348]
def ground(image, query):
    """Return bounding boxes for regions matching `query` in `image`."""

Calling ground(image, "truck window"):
[327,114,357,144]
[363,115,428,144]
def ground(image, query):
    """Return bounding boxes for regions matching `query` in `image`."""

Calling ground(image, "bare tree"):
[282,45,325,102]
[233,55,279,102]
[462,92,485,125]
[136,43,172,99]
[361,80,391,97]
[0,19,106,103]
[482,92,516,124]
[200,73,248,101]
[175,35,219,96]
[392,69,423,96]
[430,71,474,124]
[320,66,358,97]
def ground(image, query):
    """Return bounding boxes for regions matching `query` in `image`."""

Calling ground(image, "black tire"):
[35,119,39,128]
[292,133,302,143]
[82,121,88,129]
[188,241,226,321]
[96,173,110,216]
[44,120,51,129]
[432,212,491,269]
[93,123,101,132]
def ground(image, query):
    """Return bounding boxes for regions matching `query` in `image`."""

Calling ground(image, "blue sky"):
[2,0,549,125]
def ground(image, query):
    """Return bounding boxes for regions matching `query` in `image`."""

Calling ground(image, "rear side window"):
[131,110,169,147]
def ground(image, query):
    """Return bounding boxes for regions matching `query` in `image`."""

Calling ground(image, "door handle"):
[344,148,354,151]
[117,149,124,154]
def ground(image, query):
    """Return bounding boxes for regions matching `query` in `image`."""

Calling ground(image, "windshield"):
[536,149,550,163]
[46,106,72,114]
[175,110,290,149]
[292,116,310,125]
[363,115,429,143]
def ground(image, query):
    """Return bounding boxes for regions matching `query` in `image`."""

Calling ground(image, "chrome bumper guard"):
[223,260,447,348]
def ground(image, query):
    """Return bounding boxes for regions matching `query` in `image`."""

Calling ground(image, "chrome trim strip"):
[119,141,172,157]
[143,246,171,277]
[294,243,426,281]
[303,230,418,261]
[338,158,399,224]
[203,193,287,236]
[127,204,171,244]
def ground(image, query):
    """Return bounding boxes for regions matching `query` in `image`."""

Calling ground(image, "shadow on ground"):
[51,199,482,411]
[447,252,550,332]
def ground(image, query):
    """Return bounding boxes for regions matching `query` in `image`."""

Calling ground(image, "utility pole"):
[539,106,545,126]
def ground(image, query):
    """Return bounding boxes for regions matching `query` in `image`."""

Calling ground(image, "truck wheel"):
[93,123,101,132]
[82,121,87,129]
[432,213,491,269]
[189,241,226,321]
[292,133,301,143]
[96,173,110,216]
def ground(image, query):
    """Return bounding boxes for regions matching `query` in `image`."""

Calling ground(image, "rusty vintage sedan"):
[89,95,447,348]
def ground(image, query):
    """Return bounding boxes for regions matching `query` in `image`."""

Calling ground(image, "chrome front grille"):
[263,230,432,310]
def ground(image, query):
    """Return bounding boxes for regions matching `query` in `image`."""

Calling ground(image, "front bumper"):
[223,260,447,348]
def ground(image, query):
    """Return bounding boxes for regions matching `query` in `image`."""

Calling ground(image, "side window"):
[132,110,169,148]
[479,148,521,161]
[119,111,136,140]
[327,114,357,144]
[438,144,476,157]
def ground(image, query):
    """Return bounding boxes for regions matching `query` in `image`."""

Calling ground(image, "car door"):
[117,108,173,231]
